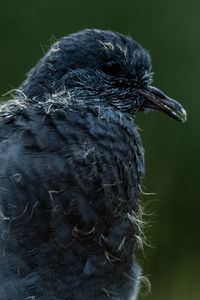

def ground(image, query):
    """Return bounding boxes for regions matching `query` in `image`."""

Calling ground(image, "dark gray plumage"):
[0,29,186,300]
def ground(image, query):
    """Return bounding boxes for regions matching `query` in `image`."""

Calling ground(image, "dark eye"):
[102,60,121,76]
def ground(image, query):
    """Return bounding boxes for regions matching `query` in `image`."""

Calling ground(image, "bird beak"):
[138,85,187,123]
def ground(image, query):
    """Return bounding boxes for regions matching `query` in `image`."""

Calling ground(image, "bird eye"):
[102,60,121,76]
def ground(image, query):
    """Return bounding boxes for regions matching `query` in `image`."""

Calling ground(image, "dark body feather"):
[0,100,143,299]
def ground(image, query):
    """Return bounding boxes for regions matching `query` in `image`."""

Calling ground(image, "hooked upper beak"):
[138,85,187,123]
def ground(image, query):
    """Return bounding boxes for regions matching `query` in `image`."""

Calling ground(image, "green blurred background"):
[0,0,199,299]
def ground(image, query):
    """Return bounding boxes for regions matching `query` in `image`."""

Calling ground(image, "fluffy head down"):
[19,29,186,122]
[19,29,152,115]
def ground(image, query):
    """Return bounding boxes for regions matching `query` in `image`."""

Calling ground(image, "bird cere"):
[0,29,186,299]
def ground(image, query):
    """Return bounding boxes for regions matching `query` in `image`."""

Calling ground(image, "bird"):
[0,29,186,300]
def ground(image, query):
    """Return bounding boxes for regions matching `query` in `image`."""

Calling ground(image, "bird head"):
[19,29,187,123]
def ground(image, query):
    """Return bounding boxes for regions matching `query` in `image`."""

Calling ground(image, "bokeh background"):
[0,1,199,299]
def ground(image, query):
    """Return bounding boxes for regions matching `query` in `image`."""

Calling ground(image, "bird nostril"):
[146,85,166,99]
